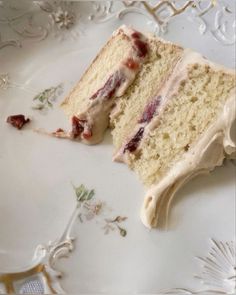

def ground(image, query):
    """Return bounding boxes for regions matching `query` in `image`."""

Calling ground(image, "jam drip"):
[123,127,144,153]
[90,71,125,100]
[6,114,30,129]
[71,116,92,140]
[131,31,148,58]
[123,96,161,153]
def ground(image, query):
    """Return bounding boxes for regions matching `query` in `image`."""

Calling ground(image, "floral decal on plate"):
[0,184,234,294]
[32,83,63,111]
[73,184,128,237]
[0,183,128,294]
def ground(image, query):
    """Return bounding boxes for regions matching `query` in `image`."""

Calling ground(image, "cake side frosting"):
[141,90,236,228]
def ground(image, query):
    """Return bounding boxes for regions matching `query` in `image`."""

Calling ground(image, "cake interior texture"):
[126,63,236,186]
[61,31,132,117]
[111,38,183,151]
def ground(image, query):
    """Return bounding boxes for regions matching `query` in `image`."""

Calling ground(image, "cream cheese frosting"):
[141,90,236,228]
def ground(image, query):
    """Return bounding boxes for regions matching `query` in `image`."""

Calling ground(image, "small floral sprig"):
[74,184,95,203]
[73,184,128,237]
[32,83,63,111]
[103,216,127,237]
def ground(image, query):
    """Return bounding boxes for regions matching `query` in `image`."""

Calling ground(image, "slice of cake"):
[61,25,236,228]
[112,51,235,228]
[61,25,183,144]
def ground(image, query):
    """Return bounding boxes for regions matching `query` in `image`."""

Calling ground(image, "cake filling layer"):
[111,37,183,153]
[122,96,161,154]
[61,26,149,144]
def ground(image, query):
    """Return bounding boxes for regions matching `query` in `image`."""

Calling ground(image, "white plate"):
[0,1,235,294]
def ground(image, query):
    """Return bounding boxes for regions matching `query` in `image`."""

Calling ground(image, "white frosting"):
[141,91,236,228]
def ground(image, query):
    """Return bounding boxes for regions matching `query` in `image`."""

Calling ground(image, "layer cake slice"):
[61,26,236,228]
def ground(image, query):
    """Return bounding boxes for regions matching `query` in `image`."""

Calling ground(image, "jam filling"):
[90,71,125,100]
[123,96,161,153]
[131,31,148,58]
[138,96,161,124]
[90,30,148,102]
[123,127,144,153]
[6,114,30,130]
[71,116,92,140]
[124,58,139,70]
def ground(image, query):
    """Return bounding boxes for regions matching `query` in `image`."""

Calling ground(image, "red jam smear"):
[131,31,148,58]
[6,114,30,130]
[123,127,144,153]
[71,116,92,140]
[138,96,161,124]
[131,32,141,39]
[123,96,161,153]
[90,71,125,100]
[124,58,139,70]
[55,128,64,133]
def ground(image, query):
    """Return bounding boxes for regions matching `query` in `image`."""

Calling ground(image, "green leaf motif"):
[73,184,95,203]
[117,226,127,237]
[32,83,63,111]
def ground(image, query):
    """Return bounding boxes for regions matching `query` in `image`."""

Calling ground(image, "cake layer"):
[61,26,150,144]
[115,50,236,228]
[111,37,183,153]
[122,57,236,186]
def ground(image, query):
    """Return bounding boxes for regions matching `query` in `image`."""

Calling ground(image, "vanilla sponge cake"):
[112,51,235,228]
[61,26,150,143]
[61,26,236,228]
[61,26,183,144]
[110,35,183,150]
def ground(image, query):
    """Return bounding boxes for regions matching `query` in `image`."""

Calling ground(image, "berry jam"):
[123,127,144,153]
[90,71,125,100]
[71,116,92,140]
[133,39,148,58]
[131,32,141,39]
[6,114,30,130]
[124,58,139,70]
[131,30,148,58]
[71,116,85,138]
[138,96,161,124]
